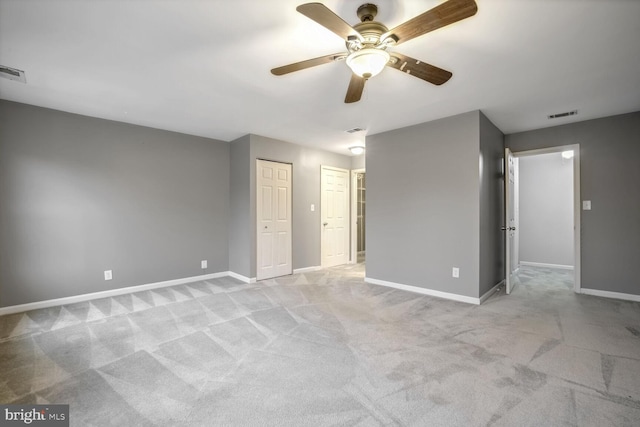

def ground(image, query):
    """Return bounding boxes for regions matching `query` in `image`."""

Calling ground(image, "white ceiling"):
[1,0,639,155]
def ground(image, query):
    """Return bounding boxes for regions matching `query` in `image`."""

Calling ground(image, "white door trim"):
[510,144,581,293]
[350,168,365,264]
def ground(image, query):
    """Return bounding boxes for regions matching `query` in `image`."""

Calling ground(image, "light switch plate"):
[104,270,112,281]
[310,204,315,212]
[583,200,591,210]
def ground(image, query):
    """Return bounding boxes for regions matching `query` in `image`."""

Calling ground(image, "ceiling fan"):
[271,0,478,103]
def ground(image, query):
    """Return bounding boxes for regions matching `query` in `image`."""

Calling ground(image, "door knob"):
[501,226,516,231]
[323,222,328,226]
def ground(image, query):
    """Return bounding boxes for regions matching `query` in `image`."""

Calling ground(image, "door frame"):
[320,165,350,268]
[350,168,365,264]
[507,144,581,293]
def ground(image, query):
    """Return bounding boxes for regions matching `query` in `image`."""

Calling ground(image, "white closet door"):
[257,160,292,280]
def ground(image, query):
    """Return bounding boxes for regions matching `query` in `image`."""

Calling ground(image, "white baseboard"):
[580,288,640,303]
[227,271,256,284]
[293,266,322,274]
[0,271,230,317]
[480,280,505,304]
[520,261,574,270]
[365,277,480,305]
[230,266,321,284]
[230,267,320,284]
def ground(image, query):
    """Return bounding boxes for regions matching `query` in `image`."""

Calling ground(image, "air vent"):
[0,65,26,83]
[345,127,365,133]
[548,110,577,120]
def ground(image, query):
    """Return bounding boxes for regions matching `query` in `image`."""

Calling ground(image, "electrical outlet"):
[452,267,460,278]
[104,270,113,281]
[201,260,208,269]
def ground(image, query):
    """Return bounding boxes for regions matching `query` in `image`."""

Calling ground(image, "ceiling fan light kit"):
[346,48,390,79]
[271,0,478,103]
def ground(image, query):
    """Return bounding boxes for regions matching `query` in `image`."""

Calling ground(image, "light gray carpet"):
[1,264,640,426]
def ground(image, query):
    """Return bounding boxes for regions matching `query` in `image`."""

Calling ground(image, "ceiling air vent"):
[345,127,365,134]
[548,110,577,120]
[0,65,26,83]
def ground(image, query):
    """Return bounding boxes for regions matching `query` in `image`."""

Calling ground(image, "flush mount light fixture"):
[561,150,574,159]
[349,146,365,155]
[346,48,390,79]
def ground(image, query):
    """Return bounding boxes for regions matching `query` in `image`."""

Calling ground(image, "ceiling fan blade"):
[345,73,366,103]
[297,3,362,41]
[271,53,346,76]
[382,0,477,45]
[387,52,452,85]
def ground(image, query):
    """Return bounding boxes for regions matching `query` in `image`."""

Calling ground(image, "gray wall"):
[0,100,230,307]
[479,112,506,295]
[228,134,351,279]
[506,111,640,295]
[366,111,481,298]
[229,135,251,277]
[351,153,365,170]
[518,152,574,266]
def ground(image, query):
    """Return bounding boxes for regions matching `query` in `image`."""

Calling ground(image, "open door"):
[504,148,517,294]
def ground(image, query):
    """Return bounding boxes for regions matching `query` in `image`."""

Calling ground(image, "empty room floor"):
[1,265,640,426]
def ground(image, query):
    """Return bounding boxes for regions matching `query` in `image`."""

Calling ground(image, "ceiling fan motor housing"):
[357,3,378,22]
[348,21,389,52]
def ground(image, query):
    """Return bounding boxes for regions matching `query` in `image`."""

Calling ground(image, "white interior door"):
[504,148,517,294]
[321,166,349,267]
[257,160,292,280]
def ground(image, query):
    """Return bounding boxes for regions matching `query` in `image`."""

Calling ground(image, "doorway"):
[504,144,581,294]
[351,170,366,264]
[256,159,293,281]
